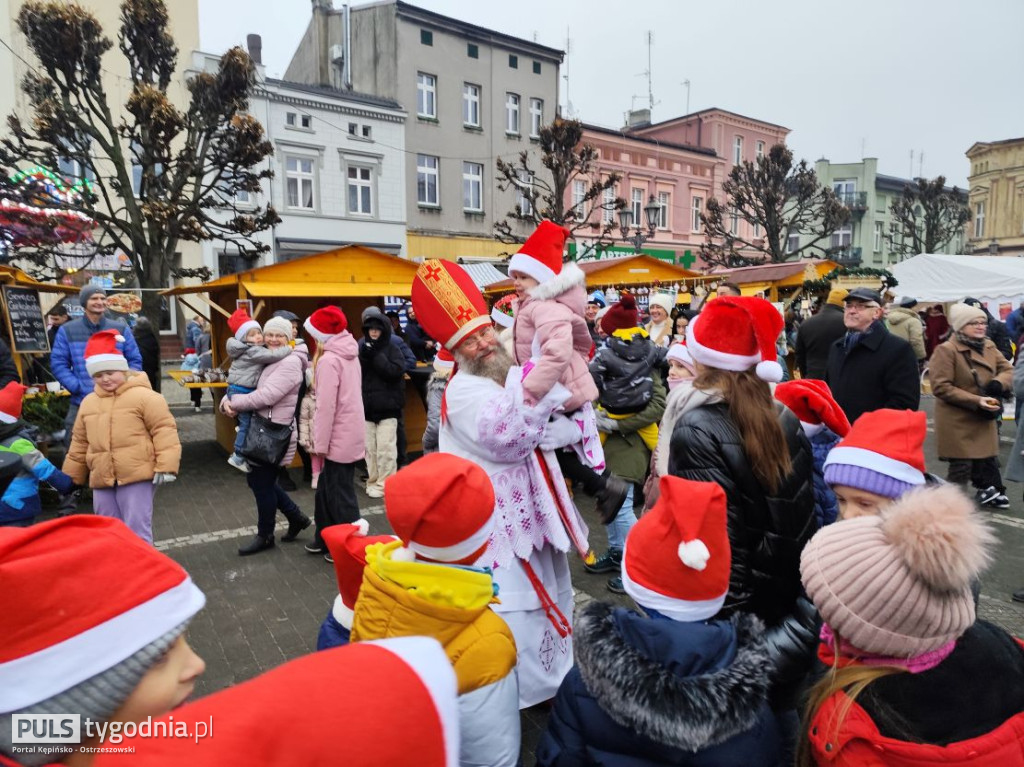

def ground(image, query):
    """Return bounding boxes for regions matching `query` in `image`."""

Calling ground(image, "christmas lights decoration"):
[0,166,96,248]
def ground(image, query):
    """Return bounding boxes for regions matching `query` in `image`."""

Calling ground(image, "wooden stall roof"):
[161,245,422,298]
[0,265,78,293]
[716,259,837,288]
[485,254,709,294]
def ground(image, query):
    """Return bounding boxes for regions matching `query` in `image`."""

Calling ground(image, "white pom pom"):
[678,539,710,571]
[352,518,369,536]
[390,546,417,562]
[755,360,784,382]
[115,334,125,343]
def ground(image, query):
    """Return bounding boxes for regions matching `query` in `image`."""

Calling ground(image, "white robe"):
[440,367,585,707]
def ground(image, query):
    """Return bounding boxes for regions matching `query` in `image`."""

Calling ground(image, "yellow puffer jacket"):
[351,541,517,695]
[64,372,181,488]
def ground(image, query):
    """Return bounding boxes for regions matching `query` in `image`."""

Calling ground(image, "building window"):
[467,43,479,58]
[509,54,518,69]
[347,166,373,216]
[874,221,884,252]
[505,93,520,134]
[787,232,800,253]
[463,83,481,127]
[602,185,616,224]
[463,161,483,212]
[517,170,534,216]
[756,141,765,160]
[57,153,94,184]
[831,224,853,249]
[631,188,644,222]
[692,195,703,232]
[416,154,439,206]
[235,186,251,205]
[361,125,372,139]
[733,136,743,165]
[657,191,670,229]
[833,179,856,206]
[974,201,986,238]
[529,98,543,137]
[420,29,433,45]
[533,61,541,74]
[285,157,315,210]
[348,122,358,135]
[286,112,296,126]
[572,179,586,218]
[300,114,312,129]
[130,139,162,197]
[417,72,437,118]
[729,208,738,235]
[753,222,761,238]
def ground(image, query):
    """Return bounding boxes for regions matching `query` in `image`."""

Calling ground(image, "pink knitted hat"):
[800,484,994,657]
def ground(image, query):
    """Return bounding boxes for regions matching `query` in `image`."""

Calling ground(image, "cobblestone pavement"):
[44,379,1024,763]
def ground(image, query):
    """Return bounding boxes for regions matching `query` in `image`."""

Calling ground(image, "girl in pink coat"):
[302,306,366,559]
[508,221,629,523]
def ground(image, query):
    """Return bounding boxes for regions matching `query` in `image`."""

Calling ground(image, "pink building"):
[570,108,789,269]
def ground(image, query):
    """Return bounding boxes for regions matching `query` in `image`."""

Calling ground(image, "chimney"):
[626,108,651,129]
[246,34,262,65]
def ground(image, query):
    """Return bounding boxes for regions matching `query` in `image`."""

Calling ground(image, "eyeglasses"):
[459,325,496,352]
[965,320,988,327]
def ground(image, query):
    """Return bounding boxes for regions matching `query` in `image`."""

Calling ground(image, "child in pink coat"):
[508,221,629,521]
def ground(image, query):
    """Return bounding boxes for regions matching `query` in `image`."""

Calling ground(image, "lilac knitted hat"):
[800,484,994,657]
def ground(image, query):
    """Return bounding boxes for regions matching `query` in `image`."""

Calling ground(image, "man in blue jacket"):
[50,285,143,451]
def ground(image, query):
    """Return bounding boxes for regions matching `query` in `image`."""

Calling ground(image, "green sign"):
[568,243,683,262]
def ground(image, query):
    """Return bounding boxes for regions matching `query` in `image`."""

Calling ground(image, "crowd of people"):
[2,224,1024,766]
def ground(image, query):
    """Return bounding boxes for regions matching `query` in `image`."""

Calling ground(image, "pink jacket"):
[225,350,303,466]
[513,262,597,412]
[311,332,365,464]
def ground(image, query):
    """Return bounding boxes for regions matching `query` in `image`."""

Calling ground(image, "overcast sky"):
[200,0,1024,188]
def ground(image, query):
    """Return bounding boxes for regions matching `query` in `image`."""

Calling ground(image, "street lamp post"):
[618,195,661,253]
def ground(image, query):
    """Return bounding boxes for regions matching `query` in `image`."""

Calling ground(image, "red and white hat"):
[228,308,261,342]
[304,305,348,343]
[0,516,206,714]
[384,453,494,564]
[432,347,454,374]
[622,476,731,622]
[0,381,27,424]
[823,409,927,499]
[97,636,461,767]
[411,260,491,351]
[322,520,397,629]
[774,379,851,438]
[507,220,572,285]
[686,295,785,381]
[84,328,129,377]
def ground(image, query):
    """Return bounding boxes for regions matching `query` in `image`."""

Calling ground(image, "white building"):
[190,42,408,277]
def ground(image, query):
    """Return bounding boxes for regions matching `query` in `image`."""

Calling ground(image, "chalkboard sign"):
[2,286,50,354]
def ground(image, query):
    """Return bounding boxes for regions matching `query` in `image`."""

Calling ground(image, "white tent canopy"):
[891,254,1024,307]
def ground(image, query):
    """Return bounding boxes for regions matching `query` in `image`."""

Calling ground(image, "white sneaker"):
[194,406,202,413]
[227,454,251,473]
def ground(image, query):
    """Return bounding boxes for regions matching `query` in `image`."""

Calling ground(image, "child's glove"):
[595,412,618,433]
[152,473,177,485]
[539,415,582,451]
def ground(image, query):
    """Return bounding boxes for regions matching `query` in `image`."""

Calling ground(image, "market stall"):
[0,265,78,382]
[162,245,427,455]
[714,259,838,303]
[891,254,1024,317]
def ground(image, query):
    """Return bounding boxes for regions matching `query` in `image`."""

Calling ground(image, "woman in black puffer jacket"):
[358,307,406,498]
[668,296,818,723]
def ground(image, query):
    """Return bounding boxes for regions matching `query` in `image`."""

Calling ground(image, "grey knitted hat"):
[79,284,106,308]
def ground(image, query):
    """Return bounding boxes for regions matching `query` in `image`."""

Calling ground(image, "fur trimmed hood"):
[574,602,772,753]
[527,261,587,302]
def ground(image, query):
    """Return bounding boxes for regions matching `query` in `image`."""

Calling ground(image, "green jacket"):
[602,376,666,483]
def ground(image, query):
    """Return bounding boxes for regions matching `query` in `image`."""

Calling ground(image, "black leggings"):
[556,450,606,496]
[946,457,1004,492]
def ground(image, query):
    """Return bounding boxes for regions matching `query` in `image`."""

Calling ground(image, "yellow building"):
[966,138,1024,255]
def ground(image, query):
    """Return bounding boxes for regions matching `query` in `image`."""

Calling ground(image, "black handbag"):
[240,409,293,466]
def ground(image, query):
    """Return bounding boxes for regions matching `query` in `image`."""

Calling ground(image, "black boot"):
[238,534,275,556]
[595,475,630,524]
[277,469,298,492]
[281,515,311,542]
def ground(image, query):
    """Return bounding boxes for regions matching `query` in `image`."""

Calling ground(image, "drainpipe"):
[344,4,352,89]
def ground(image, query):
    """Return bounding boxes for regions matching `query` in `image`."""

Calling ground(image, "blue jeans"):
[247,463,304,538]
[606,484,637,553]
[227,383,254,454]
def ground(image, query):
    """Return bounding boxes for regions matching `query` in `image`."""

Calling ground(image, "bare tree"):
[700,144,850,268]
[886,176,970,260]
[494,117,624,254]
[0,0,278,325]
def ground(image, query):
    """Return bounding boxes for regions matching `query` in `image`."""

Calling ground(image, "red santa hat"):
[0,516,206,714]
[622,476,731,622]
[432,347,454,373]
[228,308,261,342]
[0,382,27,424]
[84,328,129,377]
[322,520,397,629]
[823,409,927,499]
[96,637,461,767]
[304,305,348,343]
[384,453,494,564]
[507,221,585,299]
[774,379,851,438]
[686,295,785,381]
[411,260,491,351]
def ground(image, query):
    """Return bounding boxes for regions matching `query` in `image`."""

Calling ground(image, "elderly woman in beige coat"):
[929,302,1013,508]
